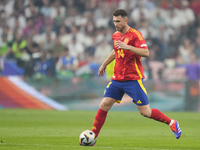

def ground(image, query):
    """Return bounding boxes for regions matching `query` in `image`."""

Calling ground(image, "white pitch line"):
[0,143,193,150]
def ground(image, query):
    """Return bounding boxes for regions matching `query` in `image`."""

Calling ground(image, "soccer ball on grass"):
[79,130,97,146]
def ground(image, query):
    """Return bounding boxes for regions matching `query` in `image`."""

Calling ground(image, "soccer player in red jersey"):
[91,9,182,143]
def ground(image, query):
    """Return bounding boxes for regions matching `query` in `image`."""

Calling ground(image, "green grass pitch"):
[0,109,199,150]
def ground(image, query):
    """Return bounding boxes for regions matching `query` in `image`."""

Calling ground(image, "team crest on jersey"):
[124,37,129,44]
[114,37,129,47]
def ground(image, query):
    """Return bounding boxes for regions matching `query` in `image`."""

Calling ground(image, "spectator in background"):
[196,27,200,38]
[0,10,6,35]
[184,53,200,111]
[42,15,54,30]
[24,1,39,18]
[194,36,200,60]
[94,40,112,65]
[160,0,181,10]
[145,31,162,61]
[46,50,56,77]
[41,24,56,42]
[167,33,180,59]
[65,8,77,27]
[51,37,64,61]
[145,0,156,11]
[165,8,182,31]
[2,25,13,43]
[130,2,149,23]
[135,11,149,39]
[156,24,170,61]
[40,0,52,17]
[11,32,28,60]
[42,33,55,51]
[23,17,34,37]
[58,25,72,47]
[195,14,200,29]
[0,34,12,59]
[34,50,56,77]
[56,47,79,77]
[95,10,110,29]
[68,36,84,61]
[14,0,24,14]
[150,8,166,30]
[190,0,200,16]
[26,36,40,56]
[75,51,99,77]
[0,0,199,81]
[177,38,194,65]
[70,26,87,46]
[179,0,195,26]
[10,32,37,77]
[6,11,26,32]
[0,34,12,73]
[86,38,96,57]
[50,0,66,20]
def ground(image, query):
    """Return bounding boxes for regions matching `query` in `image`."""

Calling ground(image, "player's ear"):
[125,18,128,24]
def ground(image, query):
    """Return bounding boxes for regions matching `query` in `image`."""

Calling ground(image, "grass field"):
[0,109,199,150]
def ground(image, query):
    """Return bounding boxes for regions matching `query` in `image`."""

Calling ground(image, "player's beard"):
[116,25,125,33]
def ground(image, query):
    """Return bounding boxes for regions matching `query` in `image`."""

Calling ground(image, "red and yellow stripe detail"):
[129,28,143,41]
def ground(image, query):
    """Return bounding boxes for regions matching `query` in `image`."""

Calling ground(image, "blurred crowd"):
[0,0,200,80]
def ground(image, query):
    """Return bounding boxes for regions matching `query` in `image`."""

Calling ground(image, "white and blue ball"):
[79,130,97,146]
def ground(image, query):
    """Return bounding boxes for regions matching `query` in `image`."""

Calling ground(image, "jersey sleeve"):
[130,31,148,49]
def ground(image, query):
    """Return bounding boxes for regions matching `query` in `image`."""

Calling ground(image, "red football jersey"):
[111,27,148,81]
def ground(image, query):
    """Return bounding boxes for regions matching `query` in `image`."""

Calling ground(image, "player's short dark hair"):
[113,9,128,18]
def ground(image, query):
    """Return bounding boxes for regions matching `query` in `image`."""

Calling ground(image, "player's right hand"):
[98,65,106,77]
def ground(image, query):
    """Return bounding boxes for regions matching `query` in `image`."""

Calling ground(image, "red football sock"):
[92,108,108,137]
[150,108,171,125]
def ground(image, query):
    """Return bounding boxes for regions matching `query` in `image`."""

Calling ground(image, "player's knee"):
[139,111,151,118]
[99,101,112,111]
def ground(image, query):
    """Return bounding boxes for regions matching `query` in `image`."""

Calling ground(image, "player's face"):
[113,15,127,32]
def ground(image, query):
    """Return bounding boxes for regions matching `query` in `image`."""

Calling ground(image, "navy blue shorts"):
[103,79,149,106]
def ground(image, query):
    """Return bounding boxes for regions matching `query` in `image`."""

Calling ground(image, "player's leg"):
[137,104,171,124]
[136,104,151,117]
[92,80,124,137]
[91,97,116,137]
[137,104,182,139]
[99,97,117,111]
[124,79,182,139]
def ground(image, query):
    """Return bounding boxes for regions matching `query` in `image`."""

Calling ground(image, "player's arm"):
[115,41,149,57]
[98,49,115,77]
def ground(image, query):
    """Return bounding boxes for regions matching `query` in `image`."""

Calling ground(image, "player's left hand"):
[98,65,106,77]
[115,41,129,50]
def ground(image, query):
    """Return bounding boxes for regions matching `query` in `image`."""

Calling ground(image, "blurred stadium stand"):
[0,0,199,111]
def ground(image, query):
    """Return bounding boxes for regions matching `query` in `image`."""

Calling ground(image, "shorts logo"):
[137,100,142,104]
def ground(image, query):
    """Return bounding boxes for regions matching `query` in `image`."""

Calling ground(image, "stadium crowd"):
[0,0,200,80]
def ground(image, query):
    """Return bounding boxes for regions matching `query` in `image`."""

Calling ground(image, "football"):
[79,130,97,146]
